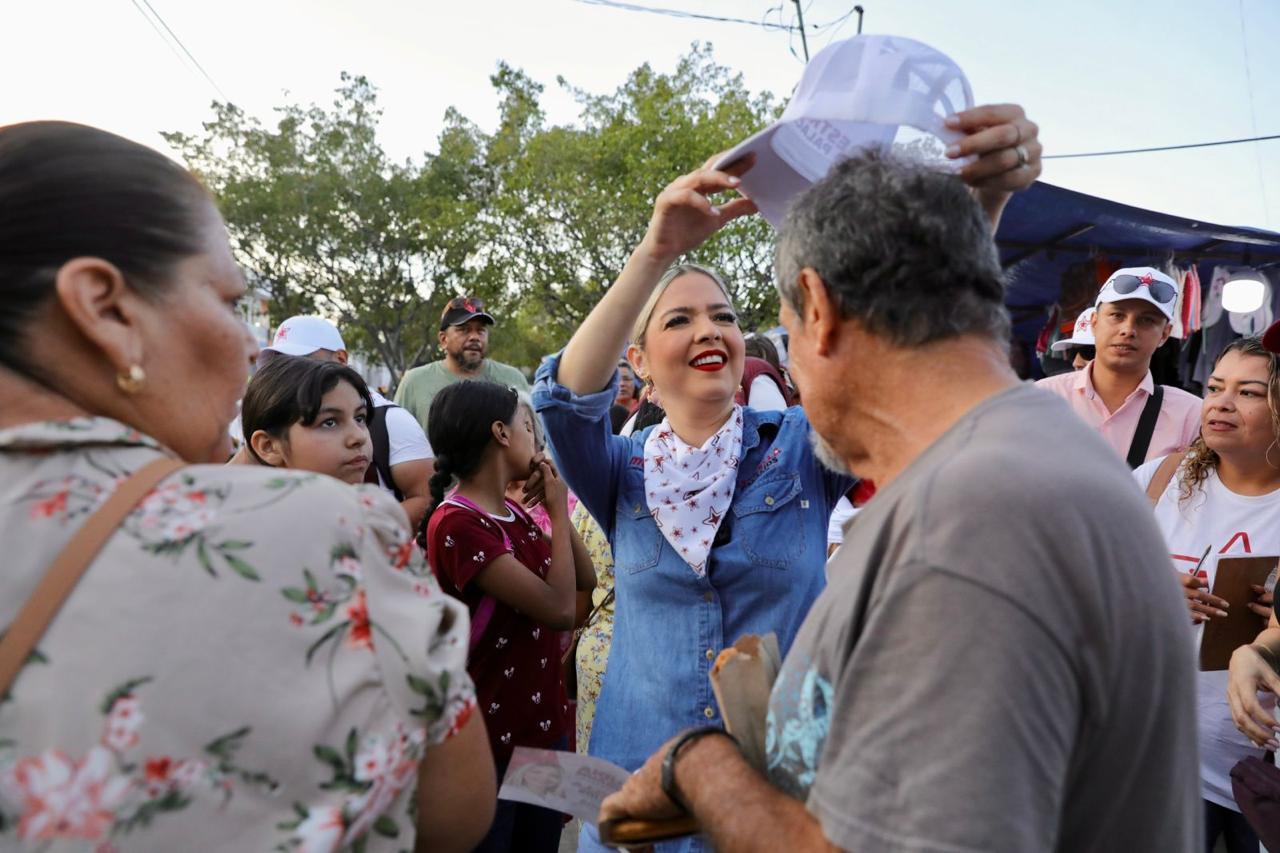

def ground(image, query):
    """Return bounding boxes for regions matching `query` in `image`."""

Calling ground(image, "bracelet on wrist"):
[660,726,739,814]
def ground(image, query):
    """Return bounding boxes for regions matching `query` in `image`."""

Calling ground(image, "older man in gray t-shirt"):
[766,382,1197,851]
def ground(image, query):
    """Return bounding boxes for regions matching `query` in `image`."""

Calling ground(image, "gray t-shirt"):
[766,383,1199,852]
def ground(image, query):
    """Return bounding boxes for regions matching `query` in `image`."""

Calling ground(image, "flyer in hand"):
[498,747,633,824]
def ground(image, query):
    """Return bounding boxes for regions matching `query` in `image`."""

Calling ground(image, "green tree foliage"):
[168,46,780,379]
[165,74,498,379]
[485,44,781,367]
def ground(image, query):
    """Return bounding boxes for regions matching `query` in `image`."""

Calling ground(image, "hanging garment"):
[1183,265,1202,334]
[1035,305,1061,356]
[1203,266,1229,328]
[1164,262,1187,340]
[1195,318,1239,386]
[1228,270,1273,336]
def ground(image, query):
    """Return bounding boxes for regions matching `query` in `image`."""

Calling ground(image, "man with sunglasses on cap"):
[1037,267,1201,468]
[394,296,530,432]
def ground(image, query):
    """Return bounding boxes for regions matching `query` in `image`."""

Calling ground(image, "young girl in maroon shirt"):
[423,380,595,853]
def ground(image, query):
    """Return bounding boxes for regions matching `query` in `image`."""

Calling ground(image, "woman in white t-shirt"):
[1135,337,1280,853]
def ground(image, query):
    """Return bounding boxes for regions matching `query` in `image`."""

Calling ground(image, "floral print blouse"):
[571,503,615,754]
[0,418,475,852]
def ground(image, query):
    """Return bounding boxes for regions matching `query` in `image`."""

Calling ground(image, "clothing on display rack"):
[1193,267,1280,386]
[1183,265,1202,335]
[1164,261,1187,340]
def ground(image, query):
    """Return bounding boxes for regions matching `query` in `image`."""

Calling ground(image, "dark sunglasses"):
[1071,345,1097,360]
[1106,273,1177,305]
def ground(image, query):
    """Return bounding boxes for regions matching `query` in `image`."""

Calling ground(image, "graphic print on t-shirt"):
[1172,531,1254,581]
[764,655,833,800]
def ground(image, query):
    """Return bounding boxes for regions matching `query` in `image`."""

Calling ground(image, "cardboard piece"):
[709,632,782,772]
[1200,556,1278,671]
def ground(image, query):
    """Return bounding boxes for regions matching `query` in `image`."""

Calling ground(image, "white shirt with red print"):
[1135,454,1280,812]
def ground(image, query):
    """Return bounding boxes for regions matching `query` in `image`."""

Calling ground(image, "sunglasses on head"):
[1106,273,1177,305]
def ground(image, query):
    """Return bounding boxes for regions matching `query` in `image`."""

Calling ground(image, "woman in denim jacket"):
[532,158,852,852]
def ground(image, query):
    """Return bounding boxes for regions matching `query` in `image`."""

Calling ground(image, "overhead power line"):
[575,0,857,33]
[575,0,793,29]
[1044,133,1280,160]
[126,0,229,101]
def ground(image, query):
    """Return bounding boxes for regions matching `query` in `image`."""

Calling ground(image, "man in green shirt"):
[395,295,530,431]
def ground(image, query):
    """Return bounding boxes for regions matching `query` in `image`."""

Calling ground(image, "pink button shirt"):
[1036,365,1202,464]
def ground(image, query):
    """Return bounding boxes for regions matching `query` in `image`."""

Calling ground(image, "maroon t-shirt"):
[426,498,572,764]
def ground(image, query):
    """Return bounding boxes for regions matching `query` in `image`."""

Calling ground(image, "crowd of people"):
[2,88,1279,853]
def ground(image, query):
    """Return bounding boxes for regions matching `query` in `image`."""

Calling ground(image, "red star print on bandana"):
[643,406,743,576]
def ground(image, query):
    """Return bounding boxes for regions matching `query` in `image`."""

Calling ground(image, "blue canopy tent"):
[995,182,1280,343]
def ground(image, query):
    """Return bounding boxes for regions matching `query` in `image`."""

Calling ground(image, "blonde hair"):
[630,263,736,351]
[1178,336,1280,503]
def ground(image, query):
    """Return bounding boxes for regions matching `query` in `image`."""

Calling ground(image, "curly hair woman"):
[1136,336,1280,852]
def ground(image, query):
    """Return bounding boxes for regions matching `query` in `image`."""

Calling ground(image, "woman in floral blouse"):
[0,121,494,851]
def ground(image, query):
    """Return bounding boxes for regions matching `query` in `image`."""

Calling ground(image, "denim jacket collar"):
[741,407,784,454]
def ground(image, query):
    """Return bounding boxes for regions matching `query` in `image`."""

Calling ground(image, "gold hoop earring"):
[116,364,146,395]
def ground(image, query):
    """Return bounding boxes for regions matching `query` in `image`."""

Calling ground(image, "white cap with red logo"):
[1050,307,1097,352]
[1094,267,1178,322]
[265,316,346,357]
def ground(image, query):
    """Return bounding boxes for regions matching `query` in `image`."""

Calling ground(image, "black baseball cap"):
[440,296,495,331]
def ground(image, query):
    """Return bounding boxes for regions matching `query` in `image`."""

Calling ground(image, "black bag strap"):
[1126,384,1164,469]
[363,404,403,501]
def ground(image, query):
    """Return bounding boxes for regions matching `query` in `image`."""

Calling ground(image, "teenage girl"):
[240,356,373,484]
[422,380,595,853]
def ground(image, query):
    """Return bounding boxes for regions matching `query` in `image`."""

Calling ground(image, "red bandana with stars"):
[642,406,743,576]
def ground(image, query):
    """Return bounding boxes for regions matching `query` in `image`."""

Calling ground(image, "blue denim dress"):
[532,355,852,852]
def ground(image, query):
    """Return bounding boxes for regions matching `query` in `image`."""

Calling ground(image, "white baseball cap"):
[1094,267,1178,322]
[714,34,973,228]
[266,315,346,357]
[1050,307,1097,352]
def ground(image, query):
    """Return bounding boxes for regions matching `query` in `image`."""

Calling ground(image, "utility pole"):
[791,0,810,61]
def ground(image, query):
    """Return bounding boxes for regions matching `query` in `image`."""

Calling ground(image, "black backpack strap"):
[364,404,403,501]
[1127,384,1165,469]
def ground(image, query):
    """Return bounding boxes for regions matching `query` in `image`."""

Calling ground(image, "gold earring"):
[116,364,146,395]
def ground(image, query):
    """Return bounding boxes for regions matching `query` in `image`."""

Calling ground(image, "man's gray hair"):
[774,149,1010,348]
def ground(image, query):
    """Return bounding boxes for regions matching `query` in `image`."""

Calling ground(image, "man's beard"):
[810,429,852,476]
[450,348,485,370]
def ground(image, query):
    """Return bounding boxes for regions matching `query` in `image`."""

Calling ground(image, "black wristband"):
[660,726,739,814]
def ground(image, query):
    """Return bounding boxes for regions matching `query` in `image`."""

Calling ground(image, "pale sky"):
[6,0,1279,231]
